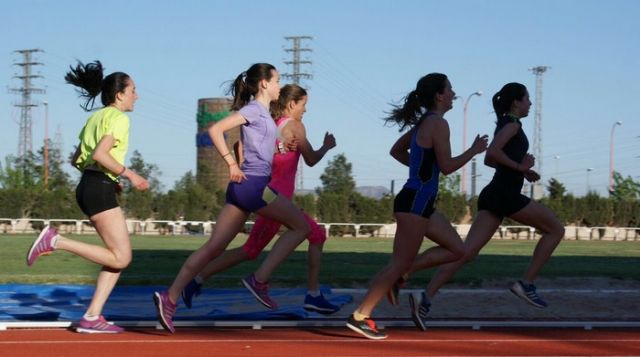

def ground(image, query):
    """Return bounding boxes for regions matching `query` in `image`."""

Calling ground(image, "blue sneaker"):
[181,279,202,309]
[303,293,340,314]
[408,292,431,331]
[510,280,548,308]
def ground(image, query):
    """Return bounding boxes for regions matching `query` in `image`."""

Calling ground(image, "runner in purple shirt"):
[153,63,310,334]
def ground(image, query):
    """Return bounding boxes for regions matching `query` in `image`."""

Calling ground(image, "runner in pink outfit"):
[182,84,340,313]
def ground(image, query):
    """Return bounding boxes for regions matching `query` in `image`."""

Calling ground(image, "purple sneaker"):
[75,315,124,334]
[26,225,58,266]
[153,291,177,333]
[241,274,278,309]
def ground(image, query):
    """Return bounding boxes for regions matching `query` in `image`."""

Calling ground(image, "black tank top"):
[489,115,528,191]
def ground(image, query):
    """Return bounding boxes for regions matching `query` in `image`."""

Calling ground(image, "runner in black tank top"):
[416,83,564,317]
[478,114,531,217]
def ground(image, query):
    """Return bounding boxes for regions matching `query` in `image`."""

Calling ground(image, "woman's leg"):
[251,195,310,282]
[426,211,502,297]
[410,211,466,272]
[66,207,131,317]
[167,204,249,302]
[510,201,564,282]
[198,247,251,281]
[355,212,427,317]
[307,243,322,292]
[54,207,131,269]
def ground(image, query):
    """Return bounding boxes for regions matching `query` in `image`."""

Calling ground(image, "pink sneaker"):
[75,315,124,334]
[154,291,176,333]
[242,274,278,309]
[26,225,58,266]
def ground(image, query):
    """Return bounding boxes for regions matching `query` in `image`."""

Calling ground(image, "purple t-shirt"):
[238,100,276,176]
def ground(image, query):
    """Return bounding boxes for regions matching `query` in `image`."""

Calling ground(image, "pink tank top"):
[270,117,301,199]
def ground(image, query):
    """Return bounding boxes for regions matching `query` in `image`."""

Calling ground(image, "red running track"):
[1,327,639,357]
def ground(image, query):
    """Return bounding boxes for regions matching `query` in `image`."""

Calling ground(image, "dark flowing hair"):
[270,84,307,119]
[492,82,528,121]
[226,63,277,111]
[64,60,130,111]
[384,73,448,131]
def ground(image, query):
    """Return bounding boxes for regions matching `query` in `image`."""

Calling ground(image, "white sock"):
[307,290,320,297]
[194,275,204,284]
[83,314,99,321]
[51,235,60,249]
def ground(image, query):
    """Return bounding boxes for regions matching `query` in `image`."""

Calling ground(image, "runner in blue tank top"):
[347,73,488,340]
[405,83,564,326]
[393,115,441,217]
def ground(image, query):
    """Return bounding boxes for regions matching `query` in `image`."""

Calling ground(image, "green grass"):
[3,234,639,288]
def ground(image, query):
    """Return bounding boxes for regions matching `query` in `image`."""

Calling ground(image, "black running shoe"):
[346,315,387,340]
[409,292,430,331]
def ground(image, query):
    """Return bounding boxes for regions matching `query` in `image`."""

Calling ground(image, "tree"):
[610,171,640,201]
[155,171,220,222]
[293,193,317,218]
[546,178,567,200]
[579,192,613,228]
[317,153,355,196]
[121,150,162,219]
[316,153,356,231]
[436,174,467,222]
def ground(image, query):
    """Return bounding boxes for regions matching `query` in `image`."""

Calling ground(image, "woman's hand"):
[471,134,489,154]
[323,132,336,150]
[524,169,540,182]
[125,170,150,191]
[229,164,247,183]
[519,153,535,172]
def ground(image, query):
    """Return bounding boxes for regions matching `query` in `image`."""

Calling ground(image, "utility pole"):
[283,36,313,191]
[43,101,49,188]
[470,158,478,198]
[529,65,549,199]
[9,49,46,165]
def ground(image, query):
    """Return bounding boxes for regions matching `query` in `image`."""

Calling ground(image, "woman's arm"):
[208,112,248,182]
[389,129,412,167]
[91,135,149,190]
[288,121,336,167]
[432,119,488,175]
[484,123,532,172]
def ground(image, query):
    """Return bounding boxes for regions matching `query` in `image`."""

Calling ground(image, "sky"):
[2,0,639,197]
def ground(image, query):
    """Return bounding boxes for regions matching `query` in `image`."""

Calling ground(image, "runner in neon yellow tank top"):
[26,60,149,333]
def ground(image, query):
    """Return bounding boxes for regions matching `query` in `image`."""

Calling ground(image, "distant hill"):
[356,186,390,199]
[295,186,390,199]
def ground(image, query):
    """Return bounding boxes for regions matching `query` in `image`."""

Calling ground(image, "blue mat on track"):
[0,284,352,322]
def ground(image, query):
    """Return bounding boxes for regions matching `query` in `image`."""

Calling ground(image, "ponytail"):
[384,73,448,131]
[226,63,276,111]
[64,60,131,111]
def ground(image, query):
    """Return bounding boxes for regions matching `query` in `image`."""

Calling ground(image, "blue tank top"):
[402,117,440,198]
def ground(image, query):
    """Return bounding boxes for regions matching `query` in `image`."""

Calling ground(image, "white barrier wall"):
[1,218,638,241]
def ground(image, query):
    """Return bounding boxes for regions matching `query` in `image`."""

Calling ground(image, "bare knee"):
[111,253,132,270]
[461,249,480,264]
[549,224,565,242]
[294,219,311,238]
[451,241,465,260]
